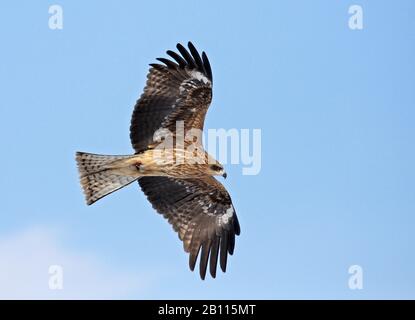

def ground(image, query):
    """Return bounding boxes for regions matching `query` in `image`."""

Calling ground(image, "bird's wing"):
[139,176,240,279]
[130,42,213,153]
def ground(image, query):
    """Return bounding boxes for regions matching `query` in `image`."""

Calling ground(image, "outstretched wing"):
[139,176,240,279]
[130,42,213,153]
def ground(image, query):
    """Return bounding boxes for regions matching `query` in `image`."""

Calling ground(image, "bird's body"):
[76,42,240,279]
[77,148,221,180]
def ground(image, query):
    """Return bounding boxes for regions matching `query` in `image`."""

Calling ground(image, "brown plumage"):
[76,42,240,279]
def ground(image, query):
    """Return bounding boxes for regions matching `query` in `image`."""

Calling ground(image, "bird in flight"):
[76,42,240,279]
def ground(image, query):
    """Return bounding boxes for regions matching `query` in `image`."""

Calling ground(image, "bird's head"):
[209,163,227,179]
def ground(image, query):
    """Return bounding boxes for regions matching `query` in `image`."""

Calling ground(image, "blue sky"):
[0,0,414,299]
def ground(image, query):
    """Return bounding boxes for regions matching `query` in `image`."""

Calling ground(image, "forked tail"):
[75,152,139,205]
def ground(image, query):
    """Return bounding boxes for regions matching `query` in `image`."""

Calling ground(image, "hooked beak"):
[222,172,227,179]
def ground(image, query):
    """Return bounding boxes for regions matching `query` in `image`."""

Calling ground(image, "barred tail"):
[75,152,138,205]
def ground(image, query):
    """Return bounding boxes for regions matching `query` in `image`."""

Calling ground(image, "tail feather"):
[76,152,138,205]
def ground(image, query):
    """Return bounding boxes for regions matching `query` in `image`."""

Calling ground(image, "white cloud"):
[0,227,152,299]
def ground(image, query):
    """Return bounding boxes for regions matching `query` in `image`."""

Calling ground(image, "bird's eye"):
[210,164,222,171]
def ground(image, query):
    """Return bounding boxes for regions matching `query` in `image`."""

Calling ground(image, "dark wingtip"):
[188,41,204,71]
[234,214,241,236]
[209,237,220,278]
[189,246,200,272]
[156,57,178,69]
[166,50,187,68]
[176,43,196,69]
[159,42,212,82]
[202,51,213,81]
[199,241,211,280]
[149,63,163,69]
[219,231,229,273]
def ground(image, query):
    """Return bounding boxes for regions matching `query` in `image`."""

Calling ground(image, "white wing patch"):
[218,206,234,226]
[189,70,211,85]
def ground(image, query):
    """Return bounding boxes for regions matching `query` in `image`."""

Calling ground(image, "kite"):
[76,42,240,279]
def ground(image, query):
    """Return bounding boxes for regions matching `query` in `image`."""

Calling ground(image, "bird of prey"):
[76,42,240,279]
